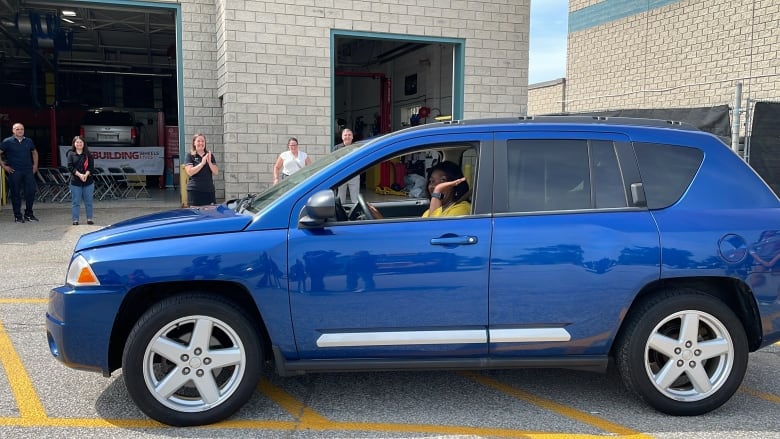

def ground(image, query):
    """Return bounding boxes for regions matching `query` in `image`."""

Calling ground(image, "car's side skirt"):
[272,346,607,376]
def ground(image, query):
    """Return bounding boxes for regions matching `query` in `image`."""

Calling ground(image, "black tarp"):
[548,105,732,139]
[751,101,780,138]
[747,101,780,195]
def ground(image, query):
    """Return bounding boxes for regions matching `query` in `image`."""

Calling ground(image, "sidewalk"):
[1,188,184,227]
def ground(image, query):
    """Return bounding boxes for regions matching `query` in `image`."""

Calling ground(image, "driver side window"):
[334,144,478,222]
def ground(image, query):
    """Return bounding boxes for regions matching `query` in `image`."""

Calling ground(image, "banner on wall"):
[58,146,164,175]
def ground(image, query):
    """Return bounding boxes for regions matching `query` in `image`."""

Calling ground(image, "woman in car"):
[369,160,470,218]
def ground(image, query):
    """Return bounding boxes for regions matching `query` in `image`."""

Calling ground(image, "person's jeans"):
[7,169,37,217]
[70,183,94,221]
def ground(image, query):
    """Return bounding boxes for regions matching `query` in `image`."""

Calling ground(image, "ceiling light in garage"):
[62,10,76,17]
[61,17,74,24]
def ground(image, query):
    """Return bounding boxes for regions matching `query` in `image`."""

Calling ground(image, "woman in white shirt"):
[273,137,311,184]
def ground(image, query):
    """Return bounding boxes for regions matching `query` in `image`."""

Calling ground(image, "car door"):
[287,133,494,359]
[488,133,660,357]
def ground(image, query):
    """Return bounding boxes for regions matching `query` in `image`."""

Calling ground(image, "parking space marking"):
[459,371,651,439]
[0,321,47,420]
[740,387,780,404]
[258,378,642,439]
[0,299,47,304]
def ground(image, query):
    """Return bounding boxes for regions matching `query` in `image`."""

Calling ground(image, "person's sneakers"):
[87,220,94,225]
[24,214,39,222]
[14,216,24,223]
[73,221,79,225]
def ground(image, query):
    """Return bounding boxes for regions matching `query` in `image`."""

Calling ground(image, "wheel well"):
[613,277,763,354]
[107,281,272,373]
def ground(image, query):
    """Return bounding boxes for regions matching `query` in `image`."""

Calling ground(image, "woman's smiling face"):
[427,169,449,195]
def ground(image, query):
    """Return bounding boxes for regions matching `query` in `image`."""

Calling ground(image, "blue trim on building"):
[569,0,683,33]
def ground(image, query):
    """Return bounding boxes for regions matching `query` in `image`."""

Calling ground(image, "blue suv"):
[46,117,780,426]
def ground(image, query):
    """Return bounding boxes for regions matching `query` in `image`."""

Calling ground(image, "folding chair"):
[55,167,73,202]
[106,167,131,198]
[35,168,57,202]
[37,167,69,202]
[92,167,115,200]
[121,166,150,198]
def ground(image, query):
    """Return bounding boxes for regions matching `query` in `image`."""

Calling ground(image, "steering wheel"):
[349,193,375,220]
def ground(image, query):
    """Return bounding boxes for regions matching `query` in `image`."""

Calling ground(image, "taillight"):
[131,127,137,141]
[79,127,84,137]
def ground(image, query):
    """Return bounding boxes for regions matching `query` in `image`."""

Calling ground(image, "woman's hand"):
[367,203,383,219]
[433,177,466,194]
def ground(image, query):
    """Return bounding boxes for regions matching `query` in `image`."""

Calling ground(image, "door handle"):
[430,235,478,246]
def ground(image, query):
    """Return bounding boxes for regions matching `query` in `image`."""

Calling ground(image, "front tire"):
[122,294,262,426]
[615,289,748,415]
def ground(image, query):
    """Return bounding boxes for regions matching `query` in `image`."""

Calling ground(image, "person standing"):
[335,128,359,204]
[273,137,310,184]
[1,122,39,223]
[66,136,95,225]
[184,133,219,206]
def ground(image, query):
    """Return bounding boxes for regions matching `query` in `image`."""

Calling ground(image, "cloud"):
[529,0,568,84]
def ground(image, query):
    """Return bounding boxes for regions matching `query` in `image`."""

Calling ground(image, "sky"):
[528,0,569,84]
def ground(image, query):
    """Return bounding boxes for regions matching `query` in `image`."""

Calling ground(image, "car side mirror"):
[299,190,337,228]
[630,182,647,207]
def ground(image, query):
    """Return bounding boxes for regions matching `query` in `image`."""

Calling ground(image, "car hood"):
[75,205,253,251]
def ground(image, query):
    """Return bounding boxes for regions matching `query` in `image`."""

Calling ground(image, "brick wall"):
[180,0,531,200]
[564,0,779,114]
[527,79,565,115]
[181,0,224,199]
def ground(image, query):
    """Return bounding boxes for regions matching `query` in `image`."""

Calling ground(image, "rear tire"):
[615,289,748,415]
[122,293,262,426]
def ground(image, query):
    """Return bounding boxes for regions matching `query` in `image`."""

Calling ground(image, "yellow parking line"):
[259,378,331,425]
[258,377,642,438]
[460,371,651,438]
[0,298,47,304]
[740,386,780,404]
[0,321,48,420]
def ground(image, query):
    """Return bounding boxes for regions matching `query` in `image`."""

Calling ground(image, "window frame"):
[493,132,639,215]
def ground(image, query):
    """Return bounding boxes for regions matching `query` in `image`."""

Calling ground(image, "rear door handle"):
[430,235,478,246]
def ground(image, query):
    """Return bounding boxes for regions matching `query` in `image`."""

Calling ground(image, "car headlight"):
[66,254,101,286]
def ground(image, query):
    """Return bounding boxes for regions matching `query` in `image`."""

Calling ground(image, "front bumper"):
[46,285,126,375]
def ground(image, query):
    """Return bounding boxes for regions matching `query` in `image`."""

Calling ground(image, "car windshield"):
[242,139,370,214]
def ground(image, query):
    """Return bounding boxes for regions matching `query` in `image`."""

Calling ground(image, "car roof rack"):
[450,115,701,131]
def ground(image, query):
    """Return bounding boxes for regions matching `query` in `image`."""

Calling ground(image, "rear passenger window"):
[634,142,703,209]
[507,140,591,212]
[591,141,628,208]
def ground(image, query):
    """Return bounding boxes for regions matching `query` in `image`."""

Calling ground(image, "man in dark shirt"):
[1,123,39,223]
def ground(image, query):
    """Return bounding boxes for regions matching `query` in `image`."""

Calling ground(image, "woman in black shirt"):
[66,135,96,225]
[184,133,219,206]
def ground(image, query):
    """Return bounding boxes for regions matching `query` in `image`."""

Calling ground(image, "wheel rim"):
[644,310,734,402]
[142,315,247,413]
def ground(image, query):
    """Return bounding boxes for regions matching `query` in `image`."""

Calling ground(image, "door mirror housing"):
[299,190,337,227]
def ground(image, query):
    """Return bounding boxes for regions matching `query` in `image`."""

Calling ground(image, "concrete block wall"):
[564,0,780,113]
[181,0,225,201]
[527,79,566,115]
[179,0,530,200]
